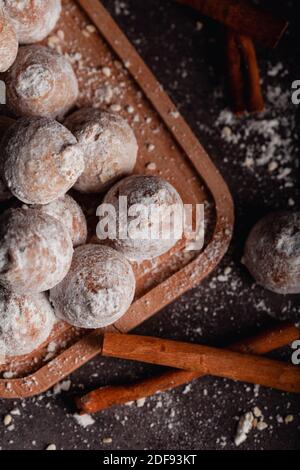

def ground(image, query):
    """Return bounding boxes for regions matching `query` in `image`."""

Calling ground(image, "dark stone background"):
[0,0,300,450]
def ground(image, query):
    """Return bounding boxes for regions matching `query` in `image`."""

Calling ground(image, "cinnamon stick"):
[226,30,264,115]
[76,323,299,413]
[226,30,246,115]
[238,34,264,113]
[102,332,300,394]
[177,0,288,48]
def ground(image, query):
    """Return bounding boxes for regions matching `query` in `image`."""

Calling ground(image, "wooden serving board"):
[0,0,234,398]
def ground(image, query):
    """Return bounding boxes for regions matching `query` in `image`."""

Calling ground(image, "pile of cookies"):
[0,1,184,358]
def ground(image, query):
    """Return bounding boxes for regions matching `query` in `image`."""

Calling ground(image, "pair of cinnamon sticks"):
[76,323,299,414]
[226,31,264,115]
[177,0,288,115]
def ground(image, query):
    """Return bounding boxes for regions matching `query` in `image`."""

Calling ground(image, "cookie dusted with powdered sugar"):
[31,194,87,247]
[4,45,78,118]
[50,245,136,329]
[0,287,55,357]
[98,175,184,262]
[0,0,62,45]
[0,208,73,294]
[0,12,18,72]
[64,108,138,193]
[244,211,300,294]
[1,117,84,205]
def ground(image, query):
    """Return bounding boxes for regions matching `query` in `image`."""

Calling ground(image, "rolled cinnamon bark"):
[76,323,299,413]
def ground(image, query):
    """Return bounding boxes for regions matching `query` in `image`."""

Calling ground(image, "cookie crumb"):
[285,414,294,424]
[103,437,112,444]
[3,414,12,426]
[170,110,179,119]
[110,103,121,112]
[86,24,96,33]
[136,397,146,408]
[234,412,254,446]
[147,143,155,152]
[57,30,65,41]
[102,67,112,77]
[73,413,95,428]
[253,406,262,418]
[146,162,157,171]
[46,444,56,451]
[53,380,71,396]
[268,161,278,172]
[126,105,134,114]
[257,421,268,431]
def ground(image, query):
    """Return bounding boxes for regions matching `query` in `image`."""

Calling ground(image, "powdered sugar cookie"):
[32,194,87,247]
[0,287,55,357]
[4,45,78,118]
[1,117,84,204]
[0,12,18,72]
[64,108,138,193]
[0,208,73,294]
[50,244,136,329]
[0,0,62,45]
[99,175,184,261]
[244,211,300,294]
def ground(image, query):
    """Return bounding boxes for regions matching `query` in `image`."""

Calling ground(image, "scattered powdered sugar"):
[212,64,298,192]
[114,1,130,16]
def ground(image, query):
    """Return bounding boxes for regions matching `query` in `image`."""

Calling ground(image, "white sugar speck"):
[73,413,95,428]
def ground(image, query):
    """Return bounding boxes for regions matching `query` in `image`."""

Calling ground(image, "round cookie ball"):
[98,175,184,262]
[50,244,136,329]
[244,211,300,294]
[0,116,14,202]
[1,117,84,204]
[32,194,87,247]
[0,287,55,357]
[0,207,73,294]
[0,12,18,72]
[4,45,78,118]
[0,0,62,45]
[64,108,138,193]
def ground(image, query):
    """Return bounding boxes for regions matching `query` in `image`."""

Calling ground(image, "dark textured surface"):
[0,0,300,451]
